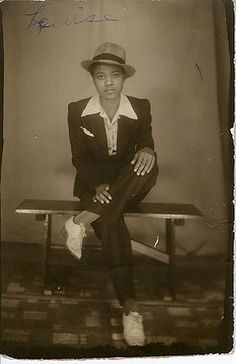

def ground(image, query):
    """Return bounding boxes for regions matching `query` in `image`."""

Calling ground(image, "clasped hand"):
[93,184,112,204]
[93,148,155,204]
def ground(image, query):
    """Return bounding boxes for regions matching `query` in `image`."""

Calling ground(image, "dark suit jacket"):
[67,96,155,198]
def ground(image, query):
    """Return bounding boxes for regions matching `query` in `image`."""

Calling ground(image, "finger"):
[147,158,155,173]
[131,152,139,165]
[103,190,112,200]
[134,153,145,172]
[93,196,97,203]
[136,161,148,175]
[98,192,110,204]
[139,154,153,175]
[96,194,105,204]
[136,155,149,175]
[141,158,152,175]
[101,192,110,204]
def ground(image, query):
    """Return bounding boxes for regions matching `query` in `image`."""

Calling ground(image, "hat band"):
[93,53,125,65]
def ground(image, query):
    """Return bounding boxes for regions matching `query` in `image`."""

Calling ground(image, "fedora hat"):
[81,42,136,78]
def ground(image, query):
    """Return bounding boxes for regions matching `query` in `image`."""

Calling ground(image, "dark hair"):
[89,62,126,78]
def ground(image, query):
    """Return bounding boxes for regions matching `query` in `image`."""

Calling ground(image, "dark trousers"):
[80,163,158,305]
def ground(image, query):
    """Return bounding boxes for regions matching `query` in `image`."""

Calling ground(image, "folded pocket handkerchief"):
[80,126,95,137]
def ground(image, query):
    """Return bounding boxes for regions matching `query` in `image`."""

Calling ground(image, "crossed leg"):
[65,162,158,345]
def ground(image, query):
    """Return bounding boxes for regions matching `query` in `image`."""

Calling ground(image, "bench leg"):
[166,218,176,300]
[42,214,52,294]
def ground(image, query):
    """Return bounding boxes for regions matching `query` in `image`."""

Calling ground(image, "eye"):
[112,72,120,78]
[96,74,105,80]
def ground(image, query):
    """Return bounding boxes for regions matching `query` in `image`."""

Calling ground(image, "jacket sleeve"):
[136,99,155,151]
[67,103,102,193]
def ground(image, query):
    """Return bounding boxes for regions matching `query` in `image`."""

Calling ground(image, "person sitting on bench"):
[65,42,159,346]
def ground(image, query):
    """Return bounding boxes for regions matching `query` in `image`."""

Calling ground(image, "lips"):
[104,89,116,93]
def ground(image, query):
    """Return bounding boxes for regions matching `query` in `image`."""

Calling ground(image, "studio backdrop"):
[1,0,231,256]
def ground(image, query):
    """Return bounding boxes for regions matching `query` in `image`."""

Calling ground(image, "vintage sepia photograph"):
[0,0,234,360]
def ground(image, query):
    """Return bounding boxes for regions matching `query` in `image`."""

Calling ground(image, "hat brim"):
[81,59,136,78]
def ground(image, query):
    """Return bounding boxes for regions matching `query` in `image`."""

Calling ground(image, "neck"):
[100,95,121,113]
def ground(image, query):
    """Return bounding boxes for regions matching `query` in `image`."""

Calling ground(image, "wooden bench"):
[16,199,203,299]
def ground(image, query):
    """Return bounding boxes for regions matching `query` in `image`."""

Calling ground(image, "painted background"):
[1,0,230,256]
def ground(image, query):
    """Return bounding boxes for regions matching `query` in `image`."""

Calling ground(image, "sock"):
[123,299,139,315]
[73,211,99,226]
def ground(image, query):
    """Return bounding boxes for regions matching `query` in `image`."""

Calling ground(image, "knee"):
[137,160,159,183]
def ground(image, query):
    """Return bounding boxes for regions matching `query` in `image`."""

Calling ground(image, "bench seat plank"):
[16,199,203,219]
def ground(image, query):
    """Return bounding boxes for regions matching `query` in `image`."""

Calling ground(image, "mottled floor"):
[1,242,227,357]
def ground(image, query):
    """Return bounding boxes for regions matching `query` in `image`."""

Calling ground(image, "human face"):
[92,64,126,102]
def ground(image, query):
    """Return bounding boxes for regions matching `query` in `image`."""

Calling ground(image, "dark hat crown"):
[93,43,126,64]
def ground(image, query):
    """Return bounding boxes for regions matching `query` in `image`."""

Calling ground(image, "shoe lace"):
[73,224,86,238]
[128,313,142,329]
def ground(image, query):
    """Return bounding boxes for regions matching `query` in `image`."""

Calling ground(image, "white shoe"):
[123,311,145,346]
[65,217,86,260]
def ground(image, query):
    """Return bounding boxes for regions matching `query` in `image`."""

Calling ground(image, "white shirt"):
[81,94,138,156]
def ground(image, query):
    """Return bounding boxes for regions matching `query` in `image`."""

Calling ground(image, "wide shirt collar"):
[81,94,138,120]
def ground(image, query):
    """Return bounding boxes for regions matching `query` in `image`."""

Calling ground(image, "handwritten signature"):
[25,5,119,34]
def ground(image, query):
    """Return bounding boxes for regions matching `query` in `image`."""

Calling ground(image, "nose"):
[105,75,113,85]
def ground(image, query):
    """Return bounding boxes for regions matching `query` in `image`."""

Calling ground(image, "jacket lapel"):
[82,114,108,153]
